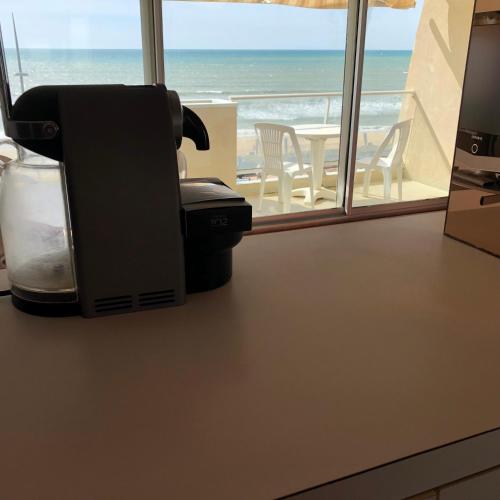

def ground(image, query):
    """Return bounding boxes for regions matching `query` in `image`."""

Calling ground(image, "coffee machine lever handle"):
[182,106,210,151]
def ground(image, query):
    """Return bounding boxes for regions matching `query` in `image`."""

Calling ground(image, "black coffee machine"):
[0,31,251,317]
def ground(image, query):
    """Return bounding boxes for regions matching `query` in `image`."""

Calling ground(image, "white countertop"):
[0,212,499,500]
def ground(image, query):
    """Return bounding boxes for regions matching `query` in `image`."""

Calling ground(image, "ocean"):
[2,49,411,168]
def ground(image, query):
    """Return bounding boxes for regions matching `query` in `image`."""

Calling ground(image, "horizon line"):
[4,47,414,51]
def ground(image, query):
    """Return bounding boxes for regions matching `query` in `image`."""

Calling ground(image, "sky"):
[0,0,423,50]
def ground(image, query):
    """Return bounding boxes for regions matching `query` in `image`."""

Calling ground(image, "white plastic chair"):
[255,123,314,213]
[356,120,411,201]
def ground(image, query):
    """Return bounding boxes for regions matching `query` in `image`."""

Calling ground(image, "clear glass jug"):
[0,150,76,297]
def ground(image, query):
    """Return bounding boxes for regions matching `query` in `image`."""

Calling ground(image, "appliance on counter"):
[0,30,251,317]
[180,178,251,294]
[454,11,500,173]
[445,10,500,257]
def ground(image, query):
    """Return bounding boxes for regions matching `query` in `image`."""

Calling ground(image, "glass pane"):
[0,0,144,140]
[352,0,475,207]
[163,1,348,217]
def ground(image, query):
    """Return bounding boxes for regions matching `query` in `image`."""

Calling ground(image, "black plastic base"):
[184,231,243,294]
[185,249,233,294]
[11,288,80,317]
[9,228,242,313]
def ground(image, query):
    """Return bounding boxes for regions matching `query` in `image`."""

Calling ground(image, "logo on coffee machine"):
[210,215,229,227]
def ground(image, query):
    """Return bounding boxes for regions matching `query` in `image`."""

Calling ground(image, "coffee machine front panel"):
[58,85,186,317]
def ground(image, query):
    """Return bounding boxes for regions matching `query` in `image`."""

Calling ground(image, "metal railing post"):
[323,96,331,124]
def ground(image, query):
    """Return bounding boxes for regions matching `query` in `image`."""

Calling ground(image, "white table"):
[293,123,341,204]
[292,124,390,204]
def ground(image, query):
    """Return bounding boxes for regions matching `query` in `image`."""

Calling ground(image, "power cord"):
[0,289,11,297]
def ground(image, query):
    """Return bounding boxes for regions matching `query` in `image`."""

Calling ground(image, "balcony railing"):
[229,89,415,124]
[229,89,416,178]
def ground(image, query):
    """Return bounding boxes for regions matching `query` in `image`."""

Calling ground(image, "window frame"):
[145,0,452,231]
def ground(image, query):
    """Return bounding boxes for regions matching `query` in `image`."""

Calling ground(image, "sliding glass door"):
[162,0,348,217]
[160,0,475,221]
[350,0,475,208]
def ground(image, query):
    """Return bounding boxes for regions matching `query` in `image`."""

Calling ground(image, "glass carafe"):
[0,150,76,300]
